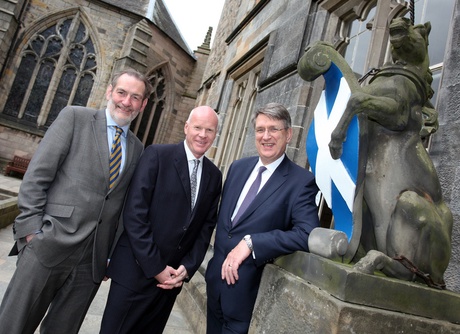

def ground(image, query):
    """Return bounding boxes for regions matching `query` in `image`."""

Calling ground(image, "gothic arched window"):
[2,13,97,128]
[130,67,167,146]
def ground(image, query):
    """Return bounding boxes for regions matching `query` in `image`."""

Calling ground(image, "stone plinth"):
[249,252,460,333]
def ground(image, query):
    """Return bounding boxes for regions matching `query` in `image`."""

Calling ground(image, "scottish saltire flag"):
[306,63,360,243]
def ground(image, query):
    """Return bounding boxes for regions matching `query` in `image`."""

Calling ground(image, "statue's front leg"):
[329,91,369,159]
[329,127,345,159]
[329,98,359,159]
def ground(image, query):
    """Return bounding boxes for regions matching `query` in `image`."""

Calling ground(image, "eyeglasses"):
[255,127,287,135]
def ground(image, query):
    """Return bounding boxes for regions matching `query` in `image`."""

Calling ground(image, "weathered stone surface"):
[250,257,460,333]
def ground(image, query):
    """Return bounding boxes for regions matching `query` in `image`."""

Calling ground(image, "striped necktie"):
[190,159,200,209]
[109,126,123,189]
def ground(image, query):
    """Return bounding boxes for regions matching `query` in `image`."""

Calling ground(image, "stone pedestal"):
[250,252,460,333]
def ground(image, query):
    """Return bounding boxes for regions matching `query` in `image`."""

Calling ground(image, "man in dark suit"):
[0,69,151,334]
[100,105,222,334]
[206,102,320,334]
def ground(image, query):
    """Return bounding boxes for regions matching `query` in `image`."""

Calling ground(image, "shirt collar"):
[257,154,285,174]
[105,109,129,137]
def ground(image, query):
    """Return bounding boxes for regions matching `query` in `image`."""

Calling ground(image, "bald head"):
[184,106,219,158]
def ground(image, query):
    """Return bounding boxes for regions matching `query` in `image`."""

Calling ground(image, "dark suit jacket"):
[11,106,143,282]
[107,142,222,295]
[205,155,319,322]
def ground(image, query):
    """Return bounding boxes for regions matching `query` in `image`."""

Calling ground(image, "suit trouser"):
[100,280,177,334]
[0,233,100,334]
[206,286,251,334]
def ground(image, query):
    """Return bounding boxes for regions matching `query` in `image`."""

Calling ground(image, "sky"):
[162,0,226,50]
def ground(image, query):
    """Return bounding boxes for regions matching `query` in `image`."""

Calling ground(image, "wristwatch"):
[243,234,253,252]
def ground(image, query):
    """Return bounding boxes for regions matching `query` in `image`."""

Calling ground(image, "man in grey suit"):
[0,68,152,334]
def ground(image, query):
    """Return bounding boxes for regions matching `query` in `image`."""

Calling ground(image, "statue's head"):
[389,17,431,68]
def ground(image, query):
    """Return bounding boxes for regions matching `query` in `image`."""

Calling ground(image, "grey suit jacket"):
[11,106,143,282]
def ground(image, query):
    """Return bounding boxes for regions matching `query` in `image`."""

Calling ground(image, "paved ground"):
[0,174,193,333]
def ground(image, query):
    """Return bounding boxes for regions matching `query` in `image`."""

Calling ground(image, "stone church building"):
[0,0,211,160]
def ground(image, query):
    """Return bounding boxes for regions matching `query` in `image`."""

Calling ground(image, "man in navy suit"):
[206,102,320,334]
[100,106,222,334]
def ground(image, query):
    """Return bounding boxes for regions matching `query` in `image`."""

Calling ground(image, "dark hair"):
[251,102,292,128]
[111,68,154,99]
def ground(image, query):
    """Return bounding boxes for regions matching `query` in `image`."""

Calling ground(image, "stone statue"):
[298,17,453,288]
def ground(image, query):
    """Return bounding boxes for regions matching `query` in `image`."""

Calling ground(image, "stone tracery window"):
[130,67,167,146]
[2,13,97,128]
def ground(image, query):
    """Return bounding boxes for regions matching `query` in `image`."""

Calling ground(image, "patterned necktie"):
[109,126,123,189]
[232,166,267,226]
[190,159,200,209]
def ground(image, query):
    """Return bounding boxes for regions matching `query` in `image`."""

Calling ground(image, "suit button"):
[183,226,187,231]
[105,195,109,200]
[178,245,182,250]
[228,234,232,239]
[98,220,102,225]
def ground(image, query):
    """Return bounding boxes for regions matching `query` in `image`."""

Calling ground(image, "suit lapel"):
[226,158,257,228]
[174,142,192,209]
[194,158,209,208]
[92,110,110,189]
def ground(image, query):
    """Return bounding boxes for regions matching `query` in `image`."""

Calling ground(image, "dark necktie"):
[232,166,267,226]
[109,126,123,189]
[191,159,200,209]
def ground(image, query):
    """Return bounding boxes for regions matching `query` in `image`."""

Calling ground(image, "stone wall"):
[430,0,460,292]
[0,0,26,72]
[0,125,41,160]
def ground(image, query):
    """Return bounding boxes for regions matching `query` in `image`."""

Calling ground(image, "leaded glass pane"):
[31,36,45,55]
[44,36,63,57]
[23,60,55,123]
[69,44,84,68]
[41,25,56,40]
[74,22,86,44]
[146,101,164,144]
[58,19,72,40]
[72,73,94,106]
[134,98,151,141]
[85,55,96,71]
[84,38,95,54]
[3,54,37,117]
[46,68,77,127]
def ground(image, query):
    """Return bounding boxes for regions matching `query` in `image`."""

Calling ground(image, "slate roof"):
[99,0,193,56]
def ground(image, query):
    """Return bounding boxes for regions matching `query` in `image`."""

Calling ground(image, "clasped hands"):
[156,264,188,290]
[221,240,251,285]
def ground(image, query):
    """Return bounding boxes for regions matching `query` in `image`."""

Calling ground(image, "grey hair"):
[251,102,292,128]
[111,68,153,99]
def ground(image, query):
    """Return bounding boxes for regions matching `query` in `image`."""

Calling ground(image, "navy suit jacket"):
[205,155,319,321]
[107,142,222,295]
